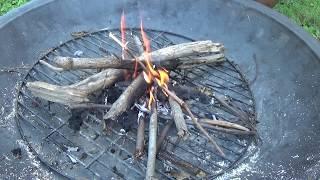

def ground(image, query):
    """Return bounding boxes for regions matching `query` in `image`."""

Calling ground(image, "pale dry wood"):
[168,95,189,140]
[200,118,250,132]
[53,40,224,70]
[135,115,146,159]
[146,104,158,180]
[103,74,147,121]
[26,69,124,105]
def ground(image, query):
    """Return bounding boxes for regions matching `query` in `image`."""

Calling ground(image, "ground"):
[1,0,319,39]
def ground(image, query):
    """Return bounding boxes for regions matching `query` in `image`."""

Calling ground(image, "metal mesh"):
[15,29,256,179]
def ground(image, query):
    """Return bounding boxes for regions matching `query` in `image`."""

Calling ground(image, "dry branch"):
[146,103,158,179]
[168,95,189,140]
[135,115,145,159]
[26,69,124,105]
[200,118,250,132]
[162,87,225,157]
[103,74,147,122]
[52,40,224,70]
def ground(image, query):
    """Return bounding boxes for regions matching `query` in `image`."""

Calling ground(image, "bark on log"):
[26,69,124,105]
[103,74,147,121]
[168,95,189,140]
[53,40,224,70]
[134,115,145,159]
[146,105,158,180]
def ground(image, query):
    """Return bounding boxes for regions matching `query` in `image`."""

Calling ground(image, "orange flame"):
[120,11,126,59]
[148,86,155,110]
[140,20,158,78]
[140,19,170,108]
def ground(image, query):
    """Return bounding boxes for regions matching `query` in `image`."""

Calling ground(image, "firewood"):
[134,114,146,159]
[162,87,225,157]
[26,69,124,105]
[52,40,224,70]
[200,118,250,132]
[168,94,189,140]
[146,101,158,180]
[103,74,147,122]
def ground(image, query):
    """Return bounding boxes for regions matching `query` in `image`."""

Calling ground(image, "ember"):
[24,13,257,179]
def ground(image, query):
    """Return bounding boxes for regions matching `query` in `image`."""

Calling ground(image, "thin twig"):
[162,87,225,157]
[69,103,111,109]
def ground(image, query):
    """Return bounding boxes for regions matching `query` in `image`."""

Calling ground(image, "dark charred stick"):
[69,103,111,109]
[156,120,174,153]
[134,115,146,159]
[162,87,225,157]
[26,69,125,105]
[168,94,189,140]
[146,95,158,180]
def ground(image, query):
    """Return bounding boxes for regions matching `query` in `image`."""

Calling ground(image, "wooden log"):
[52,40,225,70]
[168,95,189,140]
[146,103,158,180]
[103,74,147,121]
[26,69,124,105]
[134,115,146,159]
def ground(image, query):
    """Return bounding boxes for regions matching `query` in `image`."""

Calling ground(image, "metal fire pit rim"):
[1,0,319,60]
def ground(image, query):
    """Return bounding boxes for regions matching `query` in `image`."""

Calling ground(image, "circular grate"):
[15,29,257,179]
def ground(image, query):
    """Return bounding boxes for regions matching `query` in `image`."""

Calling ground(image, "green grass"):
[0,0,28,15]
[275,0,320,40]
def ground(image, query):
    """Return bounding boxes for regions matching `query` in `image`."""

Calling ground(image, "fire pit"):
[1,0,320,179]
[16,27,256,179]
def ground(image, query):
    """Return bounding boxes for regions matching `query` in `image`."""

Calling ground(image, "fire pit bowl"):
[0,0,319,179]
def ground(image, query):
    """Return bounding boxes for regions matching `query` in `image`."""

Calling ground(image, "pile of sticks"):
[26,33,255,179]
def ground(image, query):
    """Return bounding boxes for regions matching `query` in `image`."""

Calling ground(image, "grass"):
[0,0,28,15]
[0,0,319,40]
[275,0,320,40]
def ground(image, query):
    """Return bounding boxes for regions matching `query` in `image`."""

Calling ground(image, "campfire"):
[25,13,256,179]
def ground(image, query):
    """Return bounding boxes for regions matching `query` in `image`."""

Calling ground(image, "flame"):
[148,86,155,110]
[140,19,170,108]
[155,69,169,89]
[140,21,158,78]
[120,11,126,59]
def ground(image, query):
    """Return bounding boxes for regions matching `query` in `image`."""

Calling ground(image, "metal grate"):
[15,29,256,179]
